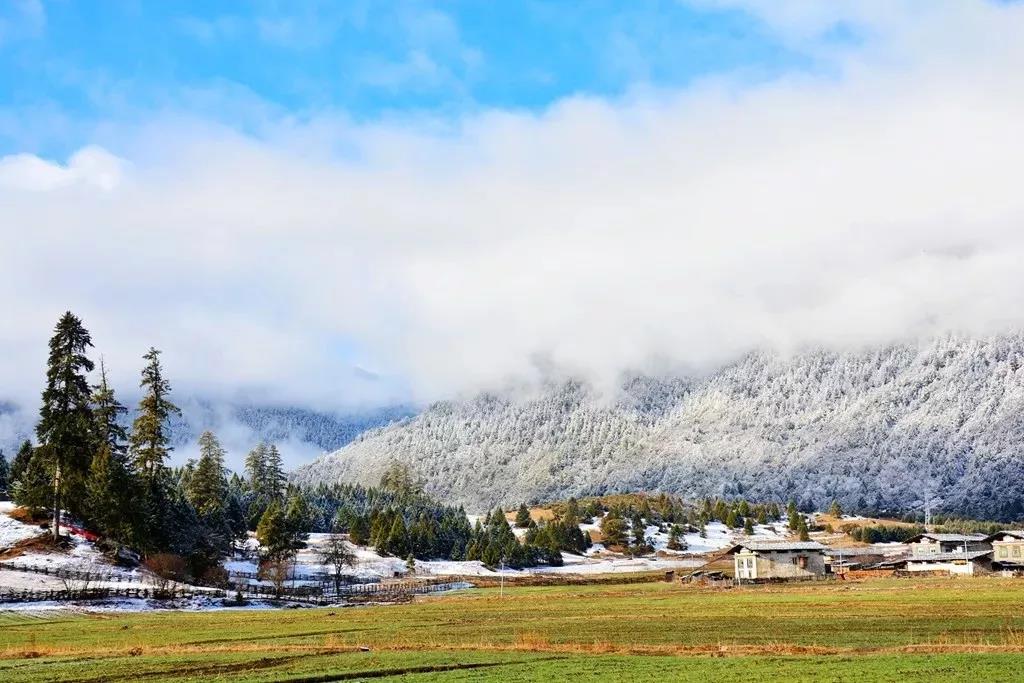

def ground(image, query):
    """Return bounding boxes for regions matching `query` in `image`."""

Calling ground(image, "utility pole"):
[499,557,505,598]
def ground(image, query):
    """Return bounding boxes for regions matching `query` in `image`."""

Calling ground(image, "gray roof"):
[987,530,1024,541]
[905,550,992,562]
[728,541,827,553]
[909,533,988,543]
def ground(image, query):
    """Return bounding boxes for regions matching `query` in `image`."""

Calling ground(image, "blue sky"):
[0,1,816,157]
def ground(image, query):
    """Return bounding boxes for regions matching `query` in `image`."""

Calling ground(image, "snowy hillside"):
[295,335,1024,520]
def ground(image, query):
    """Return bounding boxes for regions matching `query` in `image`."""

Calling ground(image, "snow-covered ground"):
[220,517,786,581]
[0,502,45,548]
[1,501,799,608]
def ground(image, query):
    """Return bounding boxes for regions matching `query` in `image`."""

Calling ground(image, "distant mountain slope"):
[293,336,1024,520]
[0,400,413,469]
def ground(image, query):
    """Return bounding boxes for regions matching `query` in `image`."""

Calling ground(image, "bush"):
[144,553,189,591]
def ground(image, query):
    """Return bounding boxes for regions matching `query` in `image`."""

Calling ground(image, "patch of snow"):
[0,505,45,550]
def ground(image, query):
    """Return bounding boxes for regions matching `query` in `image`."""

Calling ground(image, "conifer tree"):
[726,509,739,529]
[743,517,754,535]
[129,348,180,551]
[666,524,686,551]
[349,514,370,546]
[10,440,33,486]
[515,503,532,528]
[264,444,286,500]
[798,517,811,541]
[13,448,52,515]
[36,312,95,539]
[829,500,843,518]
[386,515,409,557]
[130,348,180,481]
[0,451,8,499]
[85,360,137,543]
[187,431,228,518]
[256,499,290,561]
[244,443,267,492]
[600,509,627,548]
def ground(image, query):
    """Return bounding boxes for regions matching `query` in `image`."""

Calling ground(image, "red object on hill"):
[67,525,100,542]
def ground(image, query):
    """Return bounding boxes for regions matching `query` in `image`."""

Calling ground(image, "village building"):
[822,547,890,574]
[901,533,994,576]
[728,541,827,581]
[907,533,990,556]
[987,531,1024,575]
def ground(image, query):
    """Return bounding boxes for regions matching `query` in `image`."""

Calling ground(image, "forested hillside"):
[294,335,1024,520]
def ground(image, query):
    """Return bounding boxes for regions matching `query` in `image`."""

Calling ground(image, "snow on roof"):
[905,550,992,562]
[908,533,988,543]
[727,541,827,553]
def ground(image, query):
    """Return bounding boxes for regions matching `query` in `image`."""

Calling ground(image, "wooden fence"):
[0,586,226,603]
[0,573,471,606]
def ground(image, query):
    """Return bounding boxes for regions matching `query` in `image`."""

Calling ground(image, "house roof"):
[906,533,989,543]
[986,530,1024,542]
[905,550,992,563]
[727,541,827,554]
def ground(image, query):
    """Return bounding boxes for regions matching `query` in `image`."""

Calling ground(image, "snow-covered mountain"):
[294,335,1024,520]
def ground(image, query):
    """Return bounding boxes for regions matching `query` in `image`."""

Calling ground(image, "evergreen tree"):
[349,514,370,546]
[829,500,843,518]
[0,451,8,499]
[385,515,409,557]
[129,348,180,481]
[515,503,532,528]
[725,509,739,529]
[256,499,291,561]
[264,445,286,500]
[36,312,95,539]
[797,517,811,541]
[10,440,33,486]
[129,348,180,550]
[743,517,754,535]
[187,431,228,517]
[284,493,310,551]
[85,360,137,544]
[13,448,51,515]
[666,524,686,551]
[600,509,627,548]
[244,443,267,492]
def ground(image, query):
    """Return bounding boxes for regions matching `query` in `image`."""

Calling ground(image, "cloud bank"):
[3,1,1024,420]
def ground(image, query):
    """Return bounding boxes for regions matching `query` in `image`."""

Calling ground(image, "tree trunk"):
[52,464,61,541]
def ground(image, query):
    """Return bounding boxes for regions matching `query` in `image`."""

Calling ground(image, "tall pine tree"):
[36,312,95,539]
[128,348,180,551]
[187,431,228,517]
[85,360,137,544]
[130,348,179,481]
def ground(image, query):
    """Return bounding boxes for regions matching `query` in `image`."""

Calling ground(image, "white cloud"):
[3,1,1024,416]
[0,146,125,191]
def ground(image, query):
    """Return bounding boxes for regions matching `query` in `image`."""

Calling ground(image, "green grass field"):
[2,577,1024,681]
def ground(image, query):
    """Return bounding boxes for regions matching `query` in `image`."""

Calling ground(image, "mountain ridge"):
[293,335,1024,520]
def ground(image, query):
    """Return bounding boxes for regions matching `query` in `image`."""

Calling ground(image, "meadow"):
[2,576,1024,681]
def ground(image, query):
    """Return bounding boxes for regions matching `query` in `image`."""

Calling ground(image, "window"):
[999,547,1009,558]
[797,556,808,569]
[1014,545,1021,558]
